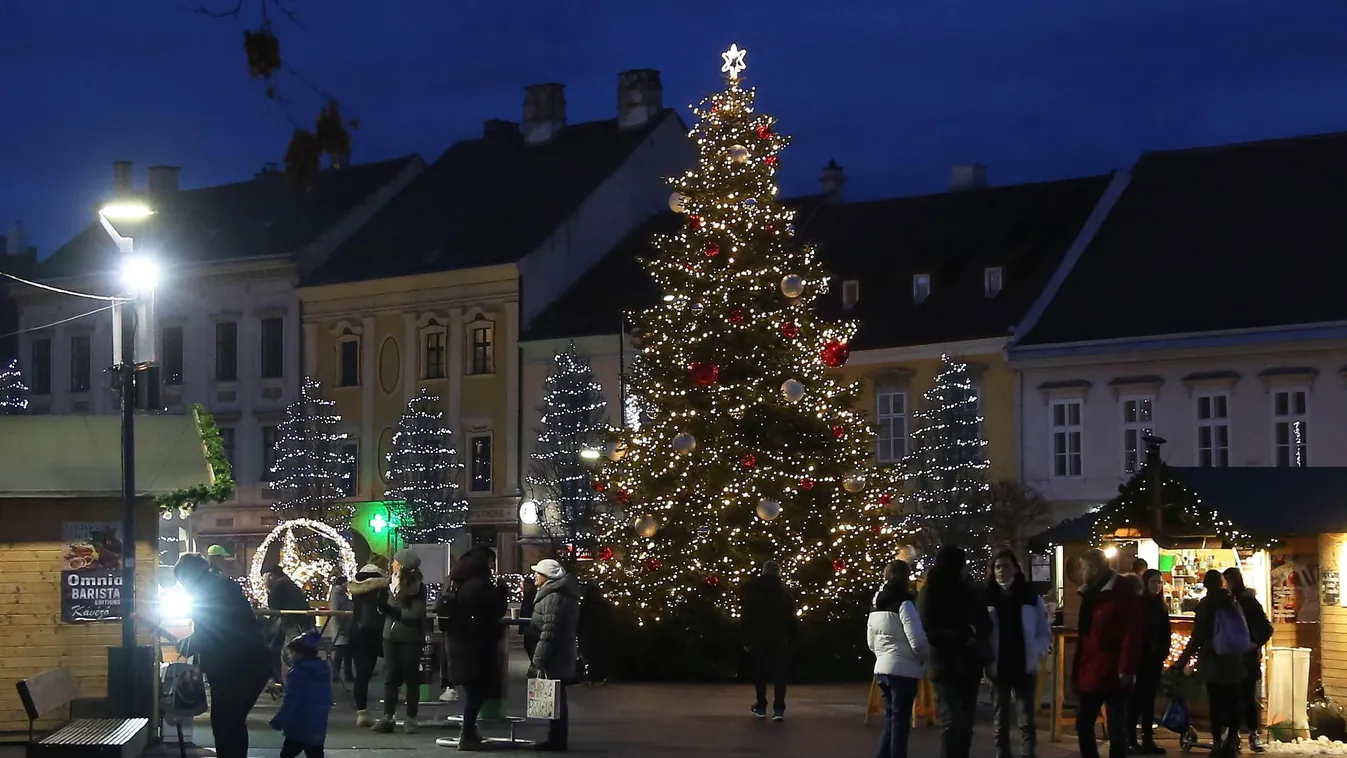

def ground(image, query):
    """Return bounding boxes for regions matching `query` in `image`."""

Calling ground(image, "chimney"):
[949,163,989,191]
[617,69,663,129]
[255,161,280,179]
[113,160,133,193]
[522,83,566,144]
[483,119,521,140]
[5,221,27,256]
[820,159,846,202]
[148,165,181,198]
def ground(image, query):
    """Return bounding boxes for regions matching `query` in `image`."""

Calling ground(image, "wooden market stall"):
[0,415,213,737]
[1031,440,1347,742]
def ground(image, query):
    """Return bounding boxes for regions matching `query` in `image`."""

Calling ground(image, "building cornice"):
[298,263,519,305]
[1009,323,1347,367]
[846,336,1010,366]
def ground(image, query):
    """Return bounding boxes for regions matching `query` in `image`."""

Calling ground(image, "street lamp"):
[97,200,158,719]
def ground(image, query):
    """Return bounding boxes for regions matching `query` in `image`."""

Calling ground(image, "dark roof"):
[522,174,1113,348]
[1031,466,1347,548]
[1020,131,1347,346]
[38,156,420,281]
[304,112,678,286]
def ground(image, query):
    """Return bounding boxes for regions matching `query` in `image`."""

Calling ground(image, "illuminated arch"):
[249,518,359,602]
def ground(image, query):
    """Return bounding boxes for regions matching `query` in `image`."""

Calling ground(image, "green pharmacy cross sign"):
[368,512,401,534]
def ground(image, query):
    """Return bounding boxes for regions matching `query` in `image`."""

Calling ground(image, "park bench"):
[16,667,149,758]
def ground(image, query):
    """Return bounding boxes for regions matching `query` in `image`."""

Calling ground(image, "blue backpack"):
[1212,605,1253,656]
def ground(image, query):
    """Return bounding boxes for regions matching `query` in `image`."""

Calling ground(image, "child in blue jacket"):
[270,631,332,758]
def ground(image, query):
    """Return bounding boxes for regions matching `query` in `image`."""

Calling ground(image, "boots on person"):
[403,718,419,734]
[456,725,485,751]
[1248,732,1267,754]
[370,716,395,733]
[355,709,374,728]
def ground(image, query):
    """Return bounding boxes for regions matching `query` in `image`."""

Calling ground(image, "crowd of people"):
[862,546,1273,758]
[171,545,583,756]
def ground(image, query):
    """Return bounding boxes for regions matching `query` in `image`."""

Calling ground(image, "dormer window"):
[984,266,1004,298]
[912,274,931,304]
[842,280,860,310]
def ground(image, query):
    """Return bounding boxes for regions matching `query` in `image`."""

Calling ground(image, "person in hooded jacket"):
[1130,569,1172,755]
[1173,570,1248,757]
[985,550,1053,758]
[270,630,332,758]
[174,553,273,758]
[373,548,427,734]
[1223,567,1272,754]
[438,546,508,751]
[1074,548,1142,758]
[347,563,388,727]
[530,558,581,752]
[918,546,992,758]
[739,560,796,720]
[867,559,930,758]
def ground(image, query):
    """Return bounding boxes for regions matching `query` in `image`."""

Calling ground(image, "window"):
[468,323,494,375]
[339,441,358,497]
[259,317,284,380]
[1273,389,1308,468]
[218,427,236,471]
[260,425,278,481]
[469,434,493,492]
[423,331,446,379]
[162,326,184,385]
[30,338,51,395]
[338,338,360,387]
[215,322,238,382]
[842,280,860,310]
[875,390,908,463]
[1120,396,1154,475]
[984,267,1004,298]
[69,334,91,393]
[1196,392,1230,468]
[912,274,931,304]
[1050,400,1083,477]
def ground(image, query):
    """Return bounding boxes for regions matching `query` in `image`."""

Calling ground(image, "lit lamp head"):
[97,201,155,255]
[99,202,154,221]
[519,500,540,526]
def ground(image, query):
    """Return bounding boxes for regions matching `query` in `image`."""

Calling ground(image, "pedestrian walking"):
[1223,567,1272,753]
[439,546,508,751]
[740,560,796,720]
[373,548,427,734]
[868,559,929,758]
[173,553,272,758]
[530,558,581,752]
[327,574,354,683]
[347,564,388,727]
[985,549,1052,758]
[1130,569,1171,755]
[270,630,332,758]
[1173,570,1252,757]
[918,546,992,758]
[1073,548,1142,758]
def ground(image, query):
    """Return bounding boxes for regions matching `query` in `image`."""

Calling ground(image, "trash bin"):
[1267,646,1311,739]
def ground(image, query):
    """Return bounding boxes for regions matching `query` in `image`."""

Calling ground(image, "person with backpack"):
[347,563,389,727]
[1224,567,1273,753]
[1172,570,1250,757]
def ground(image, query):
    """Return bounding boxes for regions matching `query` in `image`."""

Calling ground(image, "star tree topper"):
[721,43,747,80]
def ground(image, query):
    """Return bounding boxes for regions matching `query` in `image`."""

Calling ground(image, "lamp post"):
[97,201,158,717]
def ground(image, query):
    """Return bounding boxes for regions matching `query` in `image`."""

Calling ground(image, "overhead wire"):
[0,270,128,302]
[0,304,118,339]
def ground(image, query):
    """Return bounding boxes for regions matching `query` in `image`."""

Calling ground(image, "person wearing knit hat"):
[373,550,426,734]
[530,558,565,581]
[529,556,582,751]
[272,630,332,757]
[393,548,422,571]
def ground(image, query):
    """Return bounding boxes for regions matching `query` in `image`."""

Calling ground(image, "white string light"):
[385,387,467,542]
[526,344,608,546]
[0,359,28,415]
[269,377,353,527]
[249,518,358,603]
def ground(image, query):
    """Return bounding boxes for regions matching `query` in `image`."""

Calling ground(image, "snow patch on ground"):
[1266,737,1347,754]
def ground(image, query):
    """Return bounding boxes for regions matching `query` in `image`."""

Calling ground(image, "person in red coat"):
[1073,548,1142,758]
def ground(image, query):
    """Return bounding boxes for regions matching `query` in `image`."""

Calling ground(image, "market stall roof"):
[1031,466,1347,549]
[0,415,213,498]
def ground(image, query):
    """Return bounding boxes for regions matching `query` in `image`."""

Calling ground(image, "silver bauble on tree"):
[843,473,867,493]
[634,514,659,538]
[673,433,697,455]
[780,274,805,299]
[781,379,805,404]
[728,144,750,163]
[669,192,689,213]
[756,499,781,521]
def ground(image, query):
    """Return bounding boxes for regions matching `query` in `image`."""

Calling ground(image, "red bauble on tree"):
[598,546,615,561]
[615,489,632,505]
[765,155,779,167]
[871,525,883,535]
[831,424,846,439]
[781,320,799,338]
[740,453,756,468]
[820,340,851,368]
[704,242,721,258]
[878,493,893,506]
[689,362,720,387]
[800,478,815,491]
[644,557,661,571]
[688,214,702,230]
[728,309,745,324]
[705,574,721,587]
[756,124,771,140]
[591,481,607,493]
[833,559,847,573]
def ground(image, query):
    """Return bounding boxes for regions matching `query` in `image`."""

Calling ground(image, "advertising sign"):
[60,522,125,623]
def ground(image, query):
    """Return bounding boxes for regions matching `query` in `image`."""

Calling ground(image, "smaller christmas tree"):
[0,359,29,415]
[525,344,608,558]
[385,388,467,544]
[270,377,353,528]
[898,354,991,570]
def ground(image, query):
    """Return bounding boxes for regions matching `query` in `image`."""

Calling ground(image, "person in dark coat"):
[530,558,581,752]
[347,563,388,727]
[1224,567,1272,754]
[918,546,992,758]
[373,548,427,734]
[269,631,332,758]
[174,553,272,758]
[1130,569,1172,755]
[1074,548,1142,758]
[739,560,796,720]
[1173,570,1249,757]
[438,546,507,750]
[985,550,1053,758]
[520,574,540,659]
[577,581,613,685]
[264,565,314,688]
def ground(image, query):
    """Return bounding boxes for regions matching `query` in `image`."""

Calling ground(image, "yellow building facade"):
[300,265,525,571]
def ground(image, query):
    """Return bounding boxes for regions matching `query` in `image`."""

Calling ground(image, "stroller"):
[1160,672,1211,753]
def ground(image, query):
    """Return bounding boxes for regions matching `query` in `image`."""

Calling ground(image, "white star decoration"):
[721,44,747,80]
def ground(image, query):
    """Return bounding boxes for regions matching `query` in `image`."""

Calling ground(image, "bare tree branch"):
[178,0,244,18]
[269,0,304,29]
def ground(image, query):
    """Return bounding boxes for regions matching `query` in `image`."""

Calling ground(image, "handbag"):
[1160,694,1190,735]
[526,674,562,720]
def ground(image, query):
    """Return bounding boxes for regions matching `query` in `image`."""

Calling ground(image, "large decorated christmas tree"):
[593,45,899,621]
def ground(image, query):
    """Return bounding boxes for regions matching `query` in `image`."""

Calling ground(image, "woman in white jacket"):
[984,549,1053,758]
[867,559,930,758]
